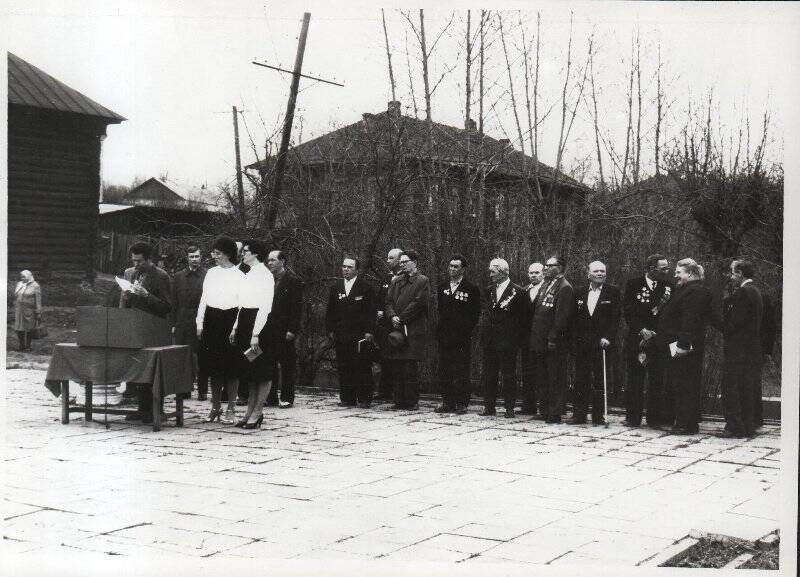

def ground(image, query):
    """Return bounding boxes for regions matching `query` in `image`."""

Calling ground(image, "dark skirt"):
[235,308,277,383]
[198,306,238,378]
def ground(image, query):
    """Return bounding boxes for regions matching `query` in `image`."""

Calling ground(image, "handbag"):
[31,317,48,339]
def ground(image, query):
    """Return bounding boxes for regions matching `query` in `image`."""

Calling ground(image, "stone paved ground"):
[2,368,781,569]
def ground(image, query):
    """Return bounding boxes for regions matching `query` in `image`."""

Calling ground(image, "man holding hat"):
[384,250,431,410]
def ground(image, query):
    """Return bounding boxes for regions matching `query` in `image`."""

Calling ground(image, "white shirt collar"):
[589,283,603,293]
[450,277,463,291]
[740,278,753,287]
[645,275,656,290]
[496,278,511,300]
[344,276,357,295]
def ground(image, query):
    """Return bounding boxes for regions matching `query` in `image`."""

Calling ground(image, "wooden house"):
[7,52,125,280]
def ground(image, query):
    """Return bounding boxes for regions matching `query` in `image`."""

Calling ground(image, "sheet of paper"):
[669,341,692,357]
[115,276,134,292]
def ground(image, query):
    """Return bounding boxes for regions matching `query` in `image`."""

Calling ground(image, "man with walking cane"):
[571,261,621,425]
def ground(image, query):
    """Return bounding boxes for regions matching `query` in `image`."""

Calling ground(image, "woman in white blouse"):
[196,236,245,423]
[232,239,276,429]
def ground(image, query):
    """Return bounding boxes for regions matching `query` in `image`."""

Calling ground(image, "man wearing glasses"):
[384,250,431,410]
[529,256,574,423]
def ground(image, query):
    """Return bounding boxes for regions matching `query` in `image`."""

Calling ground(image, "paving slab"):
[1,367,783,569]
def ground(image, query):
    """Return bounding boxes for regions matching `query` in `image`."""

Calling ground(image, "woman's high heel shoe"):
[205,408,221,423]
[234,418,248,428]
[242,415,263,430]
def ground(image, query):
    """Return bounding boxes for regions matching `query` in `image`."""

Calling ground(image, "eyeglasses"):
[399,260,411,264]
[242,249,252,253]
[544,263,559,267]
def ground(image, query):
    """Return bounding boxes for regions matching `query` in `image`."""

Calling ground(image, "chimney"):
[387,100,401,118]
[464,118,476,131]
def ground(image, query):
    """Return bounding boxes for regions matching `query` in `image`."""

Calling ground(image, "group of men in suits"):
[134,240,772,438]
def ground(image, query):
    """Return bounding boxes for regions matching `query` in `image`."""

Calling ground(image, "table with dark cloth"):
[45,343,194,431]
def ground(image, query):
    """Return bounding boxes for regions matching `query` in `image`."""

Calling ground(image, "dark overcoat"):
[481,281,529,352]
[529,276,574,353]
[384,272,431,361]
[436,278,481,348]
[574,284,621,351]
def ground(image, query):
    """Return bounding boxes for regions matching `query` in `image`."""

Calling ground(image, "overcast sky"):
[4,0,799,190]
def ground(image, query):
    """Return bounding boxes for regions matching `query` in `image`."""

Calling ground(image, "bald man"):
[571,261,621,424]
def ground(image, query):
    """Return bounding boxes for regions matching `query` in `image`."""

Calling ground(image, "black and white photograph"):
[1,1,798,575]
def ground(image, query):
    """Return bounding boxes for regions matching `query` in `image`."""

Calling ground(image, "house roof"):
[247,109,586,190]
[99,203,134,215]
[124,177,223,212]
[8,52,125,123]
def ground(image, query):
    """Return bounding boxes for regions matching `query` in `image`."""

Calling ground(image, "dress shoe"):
[717,428,744,439]
[124,412,142,422]
[197,393,208,401]
[454,405,468,415]
[406,404,419,411]
[338,401,356,407]
[567,416,587,425]
[242,415,263,430]
[670,426,692,435]
[518,407,536,415]
[433,405,453,414]
[504,409,516,418]
[278,401,294,409]
[545,416,562,424]
[220,408,237,424]
[357,402,371,409]
[592,418,606,426]
[479,408,496,417]
[205,408,221,423]
[623,420,640,428]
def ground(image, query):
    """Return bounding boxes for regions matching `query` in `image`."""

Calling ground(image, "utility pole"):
[232,105,246,226]
[266,12,311,231]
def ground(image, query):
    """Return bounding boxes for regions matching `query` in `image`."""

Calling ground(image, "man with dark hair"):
[481,258,528,418]
[385,249,431,410]
[374,248,404,401]
[622,254,672,428]
[265,249,303,408]
[120,242,172,423]
[656,258,719,434]
[171,245,208,400]
[326,256,376,407]
[571,261,621,425]
[435,254,481,414]
[529,255,574,423]
[720,259,763,437]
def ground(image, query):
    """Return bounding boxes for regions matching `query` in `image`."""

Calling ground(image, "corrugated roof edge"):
[8,52,126,123]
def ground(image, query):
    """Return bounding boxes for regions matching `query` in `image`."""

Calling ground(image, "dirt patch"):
[661,533,779,569]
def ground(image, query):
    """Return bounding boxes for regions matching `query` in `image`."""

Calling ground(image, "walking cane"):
[602,348,609,428]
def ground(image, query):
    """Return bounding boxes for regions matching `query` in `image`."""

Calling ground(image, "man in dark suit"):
[171,245,208,400]
[326,256,376,407]
[480,258,528,418]
[520,262,545,414]
[755,294,777,429]
[119,241,172,423]
[435,254,481,414]
[266,250,303,408]
[529,255,574,423]
[622,254,672,428]
[656,258,720,434]
[571,261,621,425]
[720,260,763,437]
[374,248,404,401]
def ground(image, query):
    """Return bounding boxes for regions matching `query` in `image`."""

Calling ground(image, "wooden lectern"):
[76,306,172,348]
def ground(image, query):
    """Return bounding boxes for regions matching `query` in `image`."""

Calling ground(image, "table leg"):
[61,381,69,424]
[153,388,161,432]
[85,381,93,423]
[176,395,184,427]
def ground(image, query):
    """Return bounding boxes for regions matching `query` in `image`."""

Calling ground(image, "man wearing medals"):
[622,254,672,428]
[434,254,481,414]
[529,256,575,423]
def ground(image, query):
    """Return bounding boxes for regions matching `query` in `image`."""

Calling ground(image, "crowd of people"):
[115,238,776,438]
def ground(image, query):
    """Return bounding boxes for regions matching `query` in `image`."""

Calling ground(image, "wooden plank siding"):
[7,105,107,279]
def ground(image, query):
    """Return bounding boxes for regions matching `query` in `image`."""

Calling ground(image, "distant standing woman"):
[196,237,245,423]
[14,270,42,352]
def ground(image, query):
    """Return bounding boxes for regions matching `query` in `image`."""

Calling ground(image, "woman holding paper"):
[196,236,245,424]
[232,239,276,429]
